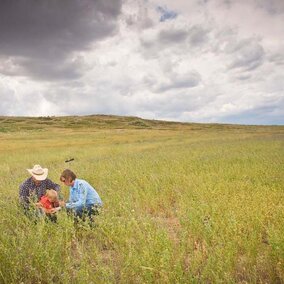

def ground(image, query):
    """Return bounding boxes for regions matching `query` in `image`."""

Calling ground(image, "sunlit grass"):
[0,116,283,283]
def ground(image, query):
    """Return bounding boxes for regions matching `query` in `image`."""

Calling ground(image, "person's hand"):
[49,208,57,214]
[59,200,66,207]
[35,202,42,208]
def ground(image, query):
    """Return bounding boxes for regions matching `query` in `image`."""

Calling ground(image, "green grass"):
[0,116,283,283]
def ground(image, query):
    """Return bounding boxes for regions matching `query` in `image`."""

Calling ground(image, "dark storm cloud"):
[0,55,87,80]
[0,0,122,80]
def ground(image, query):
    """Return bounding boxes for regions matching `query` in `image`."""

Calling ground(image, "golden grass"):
[0,116,283,283]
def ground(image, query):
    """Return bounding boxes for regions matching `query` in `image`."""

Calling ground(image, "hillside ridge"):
[0,114,282,133]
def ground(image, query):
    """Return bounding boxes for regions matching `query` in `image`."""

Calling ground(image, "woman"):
[60,169,102,220]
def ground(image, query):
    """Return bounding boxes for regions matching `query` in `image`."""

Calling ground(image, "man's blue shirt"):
[66,178,102,209]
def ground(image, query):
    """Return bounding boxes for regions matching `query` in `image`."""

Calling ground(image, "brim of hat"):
[27,168,48,181]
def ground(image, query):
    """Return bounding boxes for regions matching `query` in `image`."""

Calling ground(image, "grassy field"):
[0,115,283,283]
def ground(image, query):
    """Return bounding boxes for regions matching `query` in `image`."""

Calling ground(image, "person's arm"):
[39,197,60,213]
[19,181,30,207]
[66,183,87,209]
[41,207,59,214]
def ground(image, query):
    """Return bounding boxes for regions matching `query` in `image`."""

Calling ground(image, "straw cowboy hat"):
[27,164,48,181]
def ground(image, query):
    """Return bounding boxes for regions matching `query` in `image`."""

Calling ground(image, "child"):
[36,189,61,214]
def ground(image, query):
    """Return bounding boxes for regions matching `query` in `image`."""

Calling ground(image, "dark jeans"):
[67,204,101,223]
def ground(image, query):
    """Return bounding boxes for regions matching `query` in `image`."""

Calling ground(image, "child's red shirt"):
[39,196,59,209]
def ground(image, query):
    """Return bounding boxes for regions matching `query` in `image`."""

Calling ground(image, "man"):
[19,164,61,210]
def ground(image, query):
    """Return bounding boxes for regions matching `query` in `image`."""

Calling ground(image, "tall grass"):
[0,118,283,283]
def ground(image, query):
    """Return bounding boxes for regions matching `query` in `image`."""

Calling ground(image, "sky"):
[0,0,283,125]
